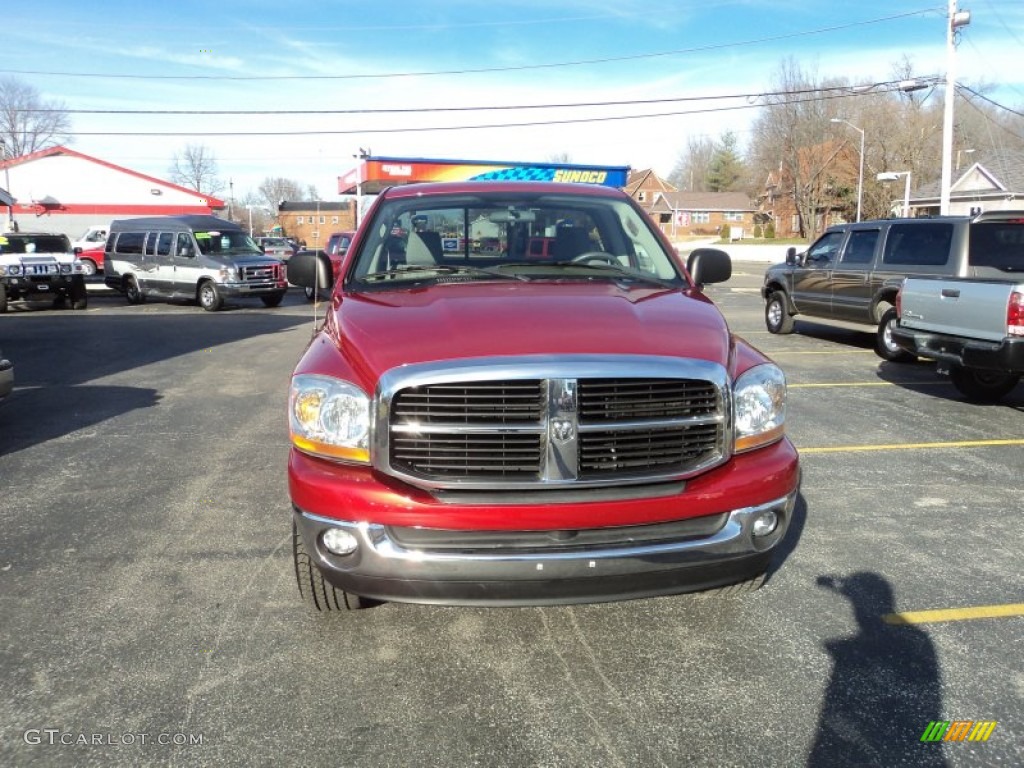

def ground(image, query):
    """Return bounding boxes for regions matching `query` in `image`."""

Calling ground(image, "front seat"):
[553,228,592,260]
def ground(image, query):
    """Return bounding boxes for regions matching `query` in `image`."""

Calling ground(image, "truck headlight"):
[733,364,786,452]
[1,265,19,276]
[217,267,241,282]
[60,263,72,274]
[289,375,371,463]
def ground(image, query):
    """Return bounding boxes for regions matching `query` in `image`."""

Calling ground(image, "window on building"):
[637,191,647,202]
[725,212,744,222]
[296,216,304,225]
[319,216,325,224]
[331,216,339,224]
[692,212,710,224]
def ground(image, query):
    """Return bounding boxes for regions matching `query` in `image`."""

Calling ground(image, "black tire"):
[69,278,88,310]
[52,294,67,309]
[79,259,98,277]
[949,366,1020,403]
[198,281,223,312]
[292,522,372,611]
[260,291,286,308]
[696,571,767,598]
[125,276,145,305]
[875,307,915,362]
[764,291,794,334]
[0,283,8,314]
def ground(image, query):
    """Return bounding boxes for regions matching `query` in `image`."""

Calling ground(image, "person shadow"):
[808,572,949,768]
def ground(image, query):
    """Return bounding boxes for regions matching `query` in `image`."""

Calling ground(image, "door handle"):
[941,288,960,298]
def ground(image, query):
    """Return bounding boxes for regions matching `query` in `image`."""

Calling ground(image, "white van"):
[103,215,289,311]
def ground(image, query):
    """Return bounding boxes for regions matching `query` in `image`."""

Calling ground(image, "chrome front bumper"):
[293,491,797,606]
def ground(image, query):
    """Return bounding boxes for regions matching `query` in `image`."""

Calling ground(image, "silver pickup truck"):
[893,276,1024,401]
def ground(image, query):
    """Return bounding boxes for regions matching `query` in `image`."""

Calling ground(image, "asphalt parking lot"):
[1,269,1021,767]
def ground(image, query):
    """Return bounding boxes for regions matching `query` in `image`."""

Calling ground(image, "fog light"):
[752,510,779,537]
[322,528,358,556]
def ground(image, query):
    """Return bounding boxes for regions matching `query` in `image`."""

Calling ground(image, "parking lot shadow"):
[0,384,160,457]
[808,572,947,768]
[876,360,1024,410]
[0,308,307,453]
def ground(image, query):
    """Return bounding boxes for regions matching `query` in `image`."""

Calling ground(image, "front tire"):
[198,281,223,312]
[292,522,373,611]
[949,366,1020,403]
[875,307,914,362]
[0,283,8,313]
[260,291,286,308]
[765,291,794,334]
[79,259,98,277]
[125,276,145,305]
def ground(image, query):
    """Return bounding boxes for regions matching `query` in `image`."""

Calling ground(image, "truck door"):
[791,230,845,315]
[147,232,175,295]
[830,228,880,323]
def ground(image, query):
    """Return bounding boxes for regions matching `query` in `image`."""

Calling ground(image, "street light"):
[877,171,912,218]
[830,118,865,222]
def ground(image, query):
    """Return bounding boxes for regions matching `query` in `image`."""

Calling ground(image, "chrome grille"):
[26,263,60,276]
[381,359,728,489]
[242,263,281,282]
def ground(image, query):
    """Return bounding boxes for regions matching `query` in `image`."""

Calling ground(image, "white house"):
[0,145,224,238]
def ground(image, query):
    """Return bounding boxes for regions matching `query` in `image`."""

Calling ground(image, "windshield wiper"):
[542,260,679,289]
[363,264,525,282]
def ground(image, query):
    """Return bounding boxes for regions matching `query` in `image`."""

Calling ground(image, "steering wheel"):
[570,251,621,266]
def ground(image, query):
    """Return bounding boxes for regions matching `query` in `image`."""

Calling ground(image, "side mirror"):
[74,246,83,255]
[687,247,731,286]
[785,246,797,266]
[288,250,334,292]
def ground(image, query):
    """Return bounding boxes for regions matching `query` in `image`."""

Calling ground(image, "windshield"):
[195,231,263,256]
[0,234,72,254]
[349,192,684,288]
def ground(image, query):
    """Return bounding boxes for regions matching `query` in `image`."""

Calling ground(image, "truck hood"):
[328,282,732,383]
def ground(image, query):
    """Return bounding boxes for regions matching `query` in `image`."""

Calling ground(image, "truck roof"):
[109,215,243,232]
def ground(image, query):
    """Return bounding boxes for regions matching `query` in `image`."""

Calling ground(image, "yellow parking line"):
[769,350,875,355]
[800,439,1024,454]
[884,603,1024,625]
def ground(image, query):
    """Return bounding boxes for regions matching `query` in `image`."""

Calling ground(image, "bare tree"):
[258,177,306,212]
[668,135,715,191]
[169,144,224,195]
[0,77,72,156]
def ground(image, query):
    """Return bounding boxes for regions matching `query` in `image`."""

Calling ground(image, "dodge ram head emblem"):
[551,418,575,442]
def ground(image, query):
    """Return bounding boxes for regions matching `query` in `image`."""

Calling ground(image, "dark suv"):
[760,211,1024,360]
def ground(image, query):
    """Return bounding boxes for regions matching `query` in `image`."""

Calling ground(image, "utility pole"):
[940,0,971,215]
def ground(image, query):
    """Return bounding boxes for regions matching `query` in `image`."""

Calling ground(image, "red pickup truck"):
[287,181,800,611]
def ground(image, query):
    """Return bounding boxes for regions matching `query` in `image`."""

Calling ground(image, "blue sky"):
[3,0,1021,201]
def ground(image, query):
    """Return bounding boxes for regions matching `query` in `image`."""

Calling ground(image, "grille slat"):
[388,375,724,484]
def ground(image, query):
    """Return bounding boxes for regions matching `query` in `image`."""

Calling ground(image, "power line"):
[57,91,869,138]
[0,9,939,82]
[24,81,921,116]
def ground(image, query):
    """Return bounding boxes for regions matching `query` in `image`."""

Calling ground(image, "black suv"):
[760,211,1024,360]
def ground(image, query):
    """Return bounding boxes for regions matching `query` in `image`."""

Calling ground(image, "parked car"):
[71,224,109,252]
[255,236,295,261]
[0,347,12,402]
[894,275,1024,401]
[104,215,288,312]
[0,232,88,313]
[285,181,799,612]
[76,244,105,276]
[324,231,355,260]
[761,210,1024,360]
